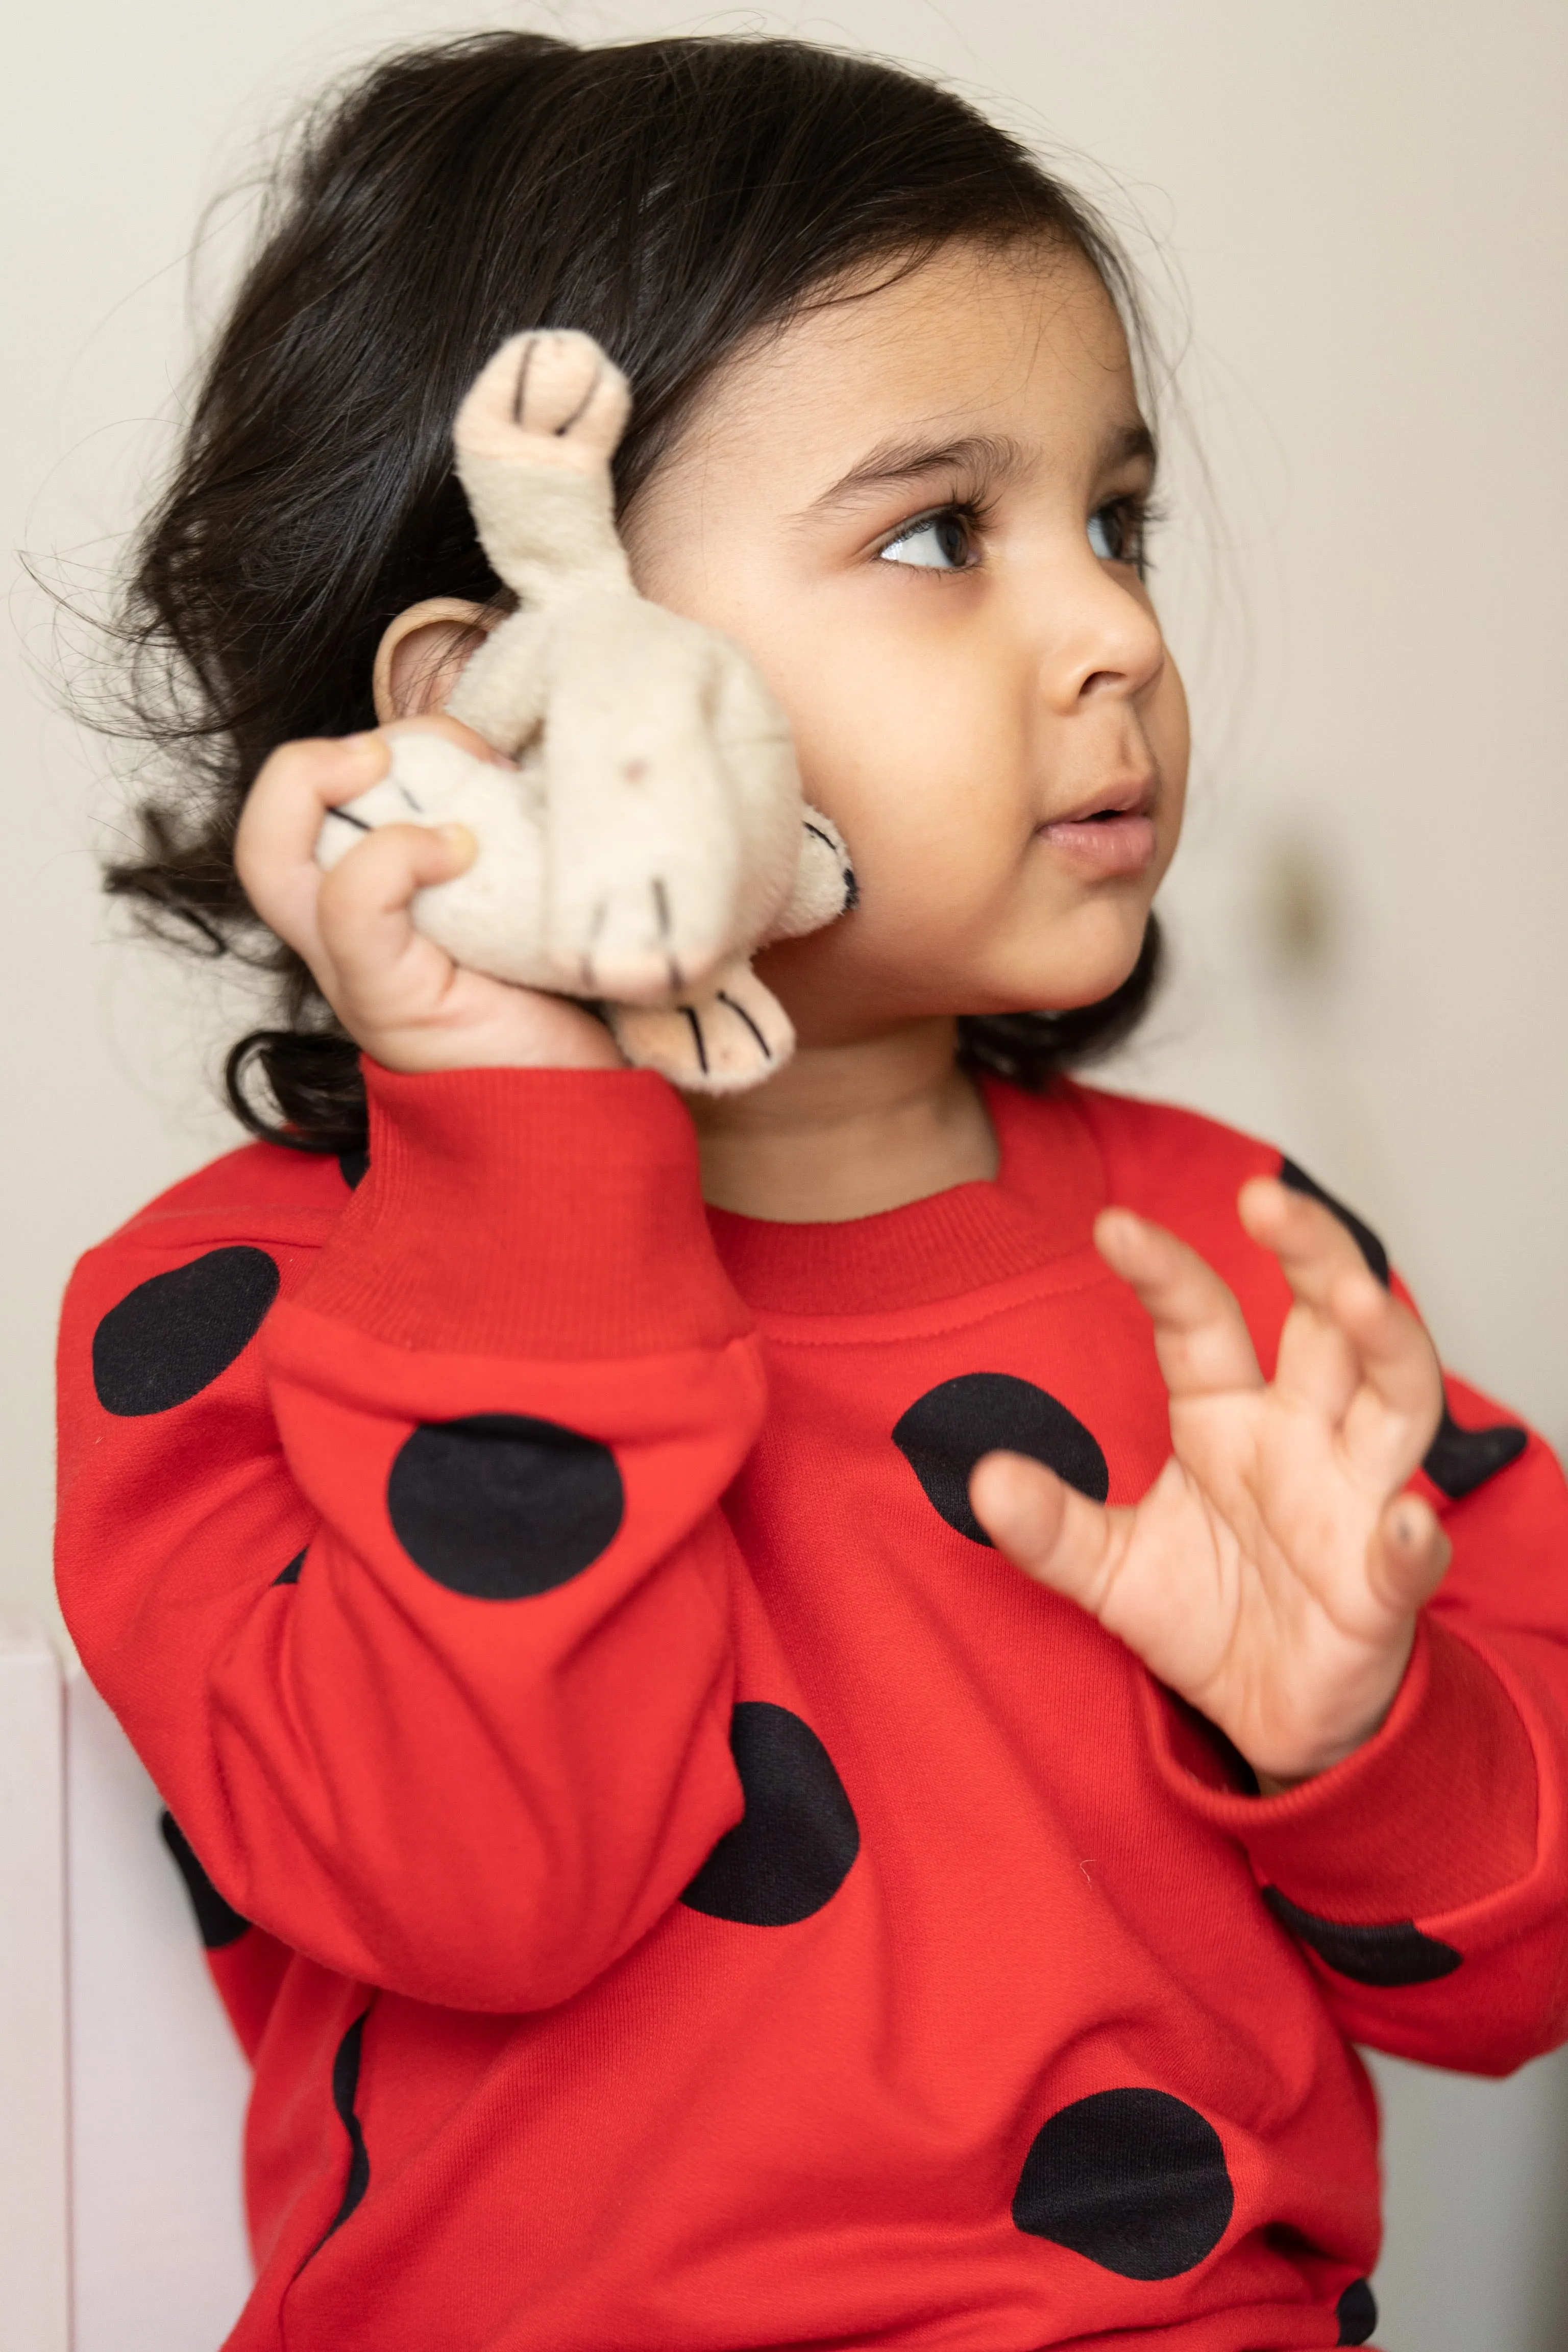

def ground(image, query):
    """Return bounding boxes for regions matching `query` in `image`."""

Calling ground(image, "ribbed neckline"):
[704,1077,1107,1316]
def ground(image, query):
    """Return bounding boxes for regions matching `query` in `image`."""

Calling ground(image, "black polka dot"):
[1262,1887,1461,1986]
[311,2012,372,2252]
[91,1246,280,1416]
[1279,1159,1391,1286]
[681,1701,860,1925]
[1013,2087,1234,2278]
[1422,1403,1527,1501]
[338,1148,369,1190]
[159,1811,250,1950]
[274,1550,306,1587]
[386,1413,623,1599]
[1336,2277,1378,2345]
[1278,1163,1527,1500]
[893,1372,1108,1544]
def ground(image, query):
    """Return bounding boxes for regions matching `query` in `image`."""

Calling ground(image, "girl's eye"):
[878,509,975,572]
[1087,498,1147,573]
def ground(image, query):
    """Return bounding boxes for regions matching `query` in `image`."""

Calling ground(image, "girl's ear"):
[373,598,499,723]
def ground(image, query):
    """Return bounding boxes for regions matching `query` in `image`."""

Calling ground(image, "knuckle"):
[232,829,262,893]
[313,864,355,926]
[318,837,388,907]
[263,735,335,787]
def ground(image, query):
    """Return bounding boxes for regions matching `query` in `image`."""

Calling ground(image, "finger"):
[1237,1179,1395,1419]
[1095,1207,1265,1399]
[1241,1180,1442,1431]
[1366,1489,1452,1615]
[236,733,388,950]
[380,713,516,769]
[1238,1177,1378,1310]
[314,821,476,994]
[968,1450,1130,1621]
[1324,1261,1446,1432]
[237,720,511,947]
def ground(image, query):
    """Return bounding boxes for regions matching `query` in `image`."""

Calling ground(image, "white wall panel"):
[0,1621,68,2352]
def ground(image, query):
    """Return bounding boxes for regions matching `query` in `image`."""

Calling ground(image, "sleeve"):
[1147,1152,1568,2076]
[56,1063,764,2014]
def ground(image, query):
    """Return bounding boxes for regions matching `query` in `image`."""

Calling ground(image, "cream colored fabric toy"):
[314,330,853,1090]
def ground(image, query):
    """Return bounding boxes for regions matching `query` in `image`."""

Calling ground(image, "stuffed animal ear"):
[768,808,857,942]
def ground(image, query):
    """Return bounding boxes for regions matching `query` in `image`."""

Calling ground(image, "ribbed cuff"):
[295,1061,750,1359]
[1147,1616,1539,1923]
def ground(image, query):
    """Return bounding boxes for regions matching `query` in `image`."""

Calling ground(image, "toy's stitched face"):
[621,238,1189,1051]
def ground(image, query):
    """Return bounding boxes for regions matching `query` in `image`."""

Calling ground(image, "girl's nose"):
[1037,556,1165,716]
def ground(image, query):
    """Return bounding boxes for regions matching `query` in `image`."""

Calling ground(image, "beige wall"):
[8,0,1565,1633]
[5,9,1566,2336]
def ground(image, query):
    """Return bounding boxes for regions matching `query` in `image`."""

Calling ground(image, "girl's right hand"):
[235,719,626,1075]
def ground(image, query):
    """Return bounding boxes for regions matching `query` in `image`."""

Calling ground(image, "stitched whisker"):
[678,1007,709,1074]
[717,991,772,1059]
[511,339,536,426]
[556,361,603,436]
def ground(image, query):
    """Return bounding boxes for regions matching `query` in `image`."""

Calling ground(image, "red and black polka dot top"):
[56,1064,1568,2351]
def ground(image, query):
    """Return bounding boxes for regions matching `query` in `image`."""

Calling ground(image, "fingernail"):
[437,822,476,857]
[342,731,383,767]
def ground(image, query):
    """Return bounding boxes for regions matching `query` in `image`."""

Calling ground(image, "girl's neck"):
[690,1017,998,1223]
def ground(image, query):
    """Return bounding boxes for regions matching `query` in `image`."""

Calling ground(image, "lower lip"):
[1038,812,1157,875]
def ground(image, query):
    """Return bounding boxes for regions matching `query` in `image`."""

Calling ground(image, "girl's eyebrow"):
[1102,421,1158,474]
[802,432,1027,518]
[802,420,1157,520]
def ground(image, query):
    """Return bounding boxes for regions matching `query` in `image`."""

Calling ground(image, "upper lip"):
[1042,775,1157,827]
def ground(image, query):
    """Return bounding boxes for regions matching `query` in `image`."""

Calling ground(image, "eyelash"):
[877,491,1164,578]
[877,495,995,573]
[1091,494,1164,579]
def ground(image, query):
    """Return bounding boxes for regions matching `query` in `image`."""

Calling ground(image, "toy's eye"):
[1088,499,1147,571]
[879,509,975,571]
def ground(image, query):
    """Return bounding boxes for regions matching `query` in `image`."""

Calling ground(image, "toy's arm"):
[453,332,633,615]
[439,333,634,754]
[56,1067,764,2012]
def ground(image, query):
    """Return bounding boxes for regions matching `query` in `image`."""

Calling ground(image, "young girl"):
[56,31,1568,2352]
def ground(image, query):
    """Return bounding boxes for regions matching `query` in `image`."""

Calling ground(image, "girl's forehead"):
[679,240,1143,496]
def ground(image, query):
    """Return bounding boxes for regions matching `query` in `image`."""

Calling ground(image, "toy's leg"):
[314,732,552,990]
[606,961,796,1093]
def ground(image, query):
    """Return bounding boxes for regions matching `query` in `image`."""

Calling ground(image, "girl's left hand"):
[969,1179,1451,1787]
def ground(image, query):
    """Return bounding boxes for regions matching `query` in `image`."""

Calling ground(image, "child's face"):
[624,237,1188,1049]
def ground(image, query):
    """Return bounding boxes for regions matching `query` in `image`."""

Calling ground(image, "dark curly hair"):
[104,29,1163,1152]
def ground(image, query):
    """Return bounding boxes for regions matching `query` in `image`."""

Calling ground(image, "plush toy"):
[314,330,854,1091]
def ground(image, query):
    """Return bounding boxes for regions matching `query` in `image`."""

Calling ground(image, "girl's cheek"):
[1152,665,1191,857]
[787,625,1010,820]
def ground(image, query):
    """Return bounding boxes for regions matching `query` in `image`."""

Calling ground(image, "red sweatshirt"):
[55,1066,1568,2352]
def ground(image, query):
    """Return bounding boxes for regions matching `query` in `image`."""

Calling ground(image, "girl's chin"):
[991,904,1154,1017]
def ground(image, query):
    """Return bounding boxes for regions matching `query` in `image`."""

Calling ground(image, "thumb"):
[1367,1490,1452,1616]
[968,1451,1121,1618]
